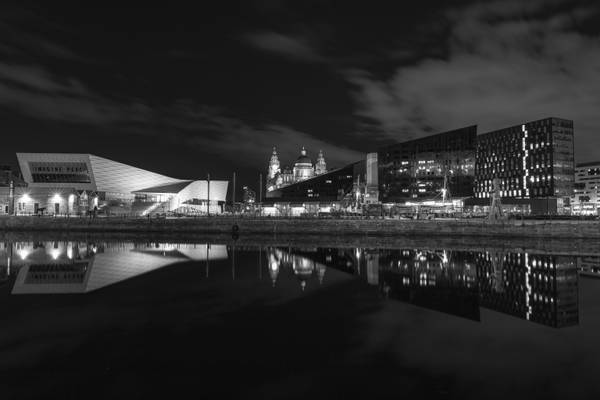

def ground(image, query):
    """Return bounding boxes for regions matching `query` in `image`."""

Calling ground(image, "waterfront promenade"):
[1,215,599,239]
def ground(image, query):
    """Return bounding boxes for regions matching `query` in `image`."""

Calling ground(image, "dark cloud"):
[242,31,327,63]
[0,60,361,169]
[345,0,600,161]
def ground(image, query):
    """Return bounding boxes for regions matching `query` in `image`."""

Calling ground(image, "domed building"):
[292,254,315,291]
[293,147,315,182]
[266,146,327,193]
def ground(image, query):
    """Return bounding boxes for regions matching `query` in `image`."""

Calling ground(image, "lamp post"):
[259,173,263,216]
[232,171,236,214]
[8,180,14,216]
[207,173,210,217]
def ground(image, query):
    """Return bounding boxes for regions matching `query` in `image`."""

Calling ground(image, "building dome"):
[293,147,315,181]
[293,255,315,291]
[295,147,313,166]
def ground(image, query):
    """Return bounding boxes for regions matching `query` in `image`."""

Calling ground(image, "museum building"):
[0,153,228,216]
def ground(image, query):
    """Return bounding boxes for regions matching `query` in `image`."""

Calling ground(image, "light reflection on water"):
[3,237,600,398]
[0,240,585,328]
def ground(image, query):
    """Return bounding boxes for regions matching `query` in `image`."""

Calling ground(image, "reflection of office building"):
[0,153,228,216]
[469,118,574,215]
[377,126,477,203]
[571,162,600,215]
[577,255,600,278]
[378,249,481,320]
[372,248,579,328]
[477,252,579,327]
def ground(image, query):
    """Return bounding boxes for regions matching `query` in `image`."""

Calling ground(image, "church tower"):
[268,147,281,179]
[267,147,281,192]
[315,149,327,175]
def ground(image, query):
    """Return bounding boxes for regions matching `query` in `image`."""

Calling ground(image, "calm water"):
[1,237,599,399]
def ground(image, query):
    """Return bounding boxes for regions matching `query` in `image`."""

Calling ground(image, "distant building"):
[264,153,377,216]
[377,126,477,203]
[242,186,256,204]
[470,117,575,215]
[266,147,328,192]
[0,153,228,216]
[571,161,600,215]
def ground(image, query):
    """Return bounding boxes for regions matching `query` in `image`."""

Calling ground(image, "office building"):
[377,126,477,204]
[571,161,600,215]
[471,117,575,214]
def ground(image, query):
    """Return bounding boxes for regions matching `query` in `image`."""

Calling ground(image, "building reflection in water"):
[0,241,583,328]
[267,248,327,290]
[0,241,227,294]
[377,249,578,328]
[266,247,580,329]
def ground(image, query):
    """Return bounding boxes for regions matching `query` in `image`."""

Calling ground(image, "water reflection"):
[0,240,583,328]
[0,241,227,294]
[267,247,580,328]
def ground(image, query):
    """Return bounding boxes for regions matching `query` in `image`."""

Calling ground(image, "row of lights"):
[19,193,71,202]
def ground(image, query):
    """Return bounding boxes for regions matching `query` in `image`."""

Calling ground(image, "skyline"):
[1,0,599,189]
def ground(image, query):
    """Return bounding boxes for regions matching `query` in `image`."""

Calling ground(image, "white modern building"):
[0,153,228,216]
[572,161,600,215]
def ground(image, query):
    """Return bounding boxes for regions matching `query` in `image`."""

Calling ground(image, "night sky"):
[1,1,599,193]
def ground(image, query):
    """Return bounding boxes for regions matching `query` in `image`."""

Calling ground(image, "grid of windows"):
[474,118,574,200]
[571,162,600,214]
[29,162,91,183]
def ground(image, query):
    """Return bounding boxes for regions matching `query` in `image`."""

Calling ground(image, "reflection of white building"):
[0,153,227,216]
[4,242,227,294]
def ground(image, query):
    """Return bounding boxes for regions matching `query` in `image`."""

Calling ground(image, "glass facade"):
[378,126,477,203]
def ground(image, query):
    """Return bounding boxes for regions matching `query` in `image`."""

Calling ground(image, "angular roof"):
[133,181,193,194]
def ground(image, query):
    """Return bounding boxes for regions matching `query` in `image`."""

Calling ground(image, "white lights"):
[525,253,532,321]
[20,194,31,203]
[17,248,30,260]
[52,193,62,203]
[50,248,61,260]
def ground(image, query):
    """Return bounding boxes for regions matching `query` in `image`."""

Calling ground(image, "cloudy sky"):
[0,1,598,191]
